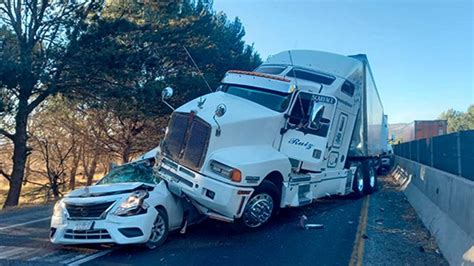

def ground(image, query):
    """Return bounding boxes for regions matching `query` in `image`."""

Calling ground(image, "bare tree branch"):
[0,168,11,182]
[0,128,14,141]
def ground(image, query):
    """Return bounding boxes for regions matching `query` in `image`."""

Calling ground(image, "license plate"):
[72,221,93,231]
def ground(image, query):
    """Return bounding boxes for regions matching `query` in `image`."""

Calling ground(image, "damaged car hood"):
[66,182,154,198]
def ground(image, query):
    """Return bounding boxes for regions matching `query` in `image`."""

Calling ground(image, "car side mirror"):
[309,104,325,130]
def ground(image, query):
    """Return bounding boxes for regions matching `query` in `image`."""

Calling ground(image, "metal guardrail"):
[393,130,474,181]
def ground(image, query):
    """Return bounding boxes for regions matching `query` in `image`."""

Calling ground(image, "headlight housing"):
[53,200,66,217]
[114,190,150,216]
[210,160,241,182]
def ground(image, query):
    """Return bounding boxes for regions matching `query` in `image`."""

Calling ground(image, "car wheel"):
[146,207,169,249]
[352,162,365,198]
[236,180,279,230]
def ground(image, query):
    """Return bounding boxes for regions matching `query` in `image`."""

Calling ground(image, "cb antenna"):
[289,50,305,121]
[183,46,213,93]
[288,50,299,89]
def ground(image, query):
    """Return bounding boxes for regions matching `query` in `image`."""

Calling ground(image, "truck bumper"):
[156,163,254,220]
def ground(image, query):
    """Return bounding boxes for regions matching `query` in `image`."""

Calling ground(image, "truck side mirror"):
[161,87,175,111]
[309,104,325,130]
[161,87,174,100]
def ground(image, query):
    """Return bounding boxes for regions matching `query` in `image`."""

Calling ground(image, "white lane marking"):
[0,246,43,260]
[0,217,50,231]
[66,249,113,265]
[0,246,27,259]
[0,245,110,265]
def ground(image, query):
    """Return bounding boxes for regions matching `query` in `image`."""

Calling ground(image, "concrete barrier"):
[393,156,474,265]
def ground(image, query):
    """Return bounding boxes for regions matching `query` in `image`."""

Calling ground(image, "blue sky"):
[214,0,473,123]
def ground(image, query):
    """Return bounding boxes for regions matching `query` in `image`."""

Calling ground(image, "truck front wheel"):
[239,180,279,229]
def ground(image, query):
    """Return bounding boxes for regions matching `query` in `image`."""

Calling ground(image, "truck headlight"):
[114,190,150,216]
[210,160,241,182]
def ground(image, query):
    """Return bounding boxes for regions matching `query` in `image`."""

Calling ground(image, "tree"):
[439,105,474,133]
[0,0,261,207]
[62,0,261,159]
[0,0,103,208]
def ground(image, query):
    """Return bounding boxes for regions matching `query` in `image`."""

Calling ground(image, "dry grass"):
[0,175,103,209]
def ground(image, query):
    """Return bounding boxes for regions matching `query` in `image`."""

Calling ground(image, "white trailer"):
[155,50,386,230]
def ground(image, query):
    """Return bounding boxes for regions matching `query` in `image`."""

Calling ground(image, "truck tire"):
[146,207,169,249]
[236,180,279,230]
[351,162,365,198]
[362,159,377,194]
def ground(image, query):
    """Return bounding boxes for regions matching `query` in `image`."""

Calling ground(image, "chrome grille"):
[65,201,114,219]
[162,112,211,171]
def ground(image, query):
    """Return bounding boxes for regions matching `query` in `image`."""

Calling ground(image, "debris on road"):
[299,215,324,230]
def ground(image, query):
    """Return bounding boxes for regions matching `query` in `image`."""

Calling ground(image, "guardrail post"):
[408,141,411,160]
[416,140,420,162]
[457,132,462,176]
[430,138,434,167]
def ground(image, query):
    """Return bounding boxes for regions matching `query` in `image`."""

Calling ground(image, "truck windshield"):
[222,84,291,112]
[97,163,159,185]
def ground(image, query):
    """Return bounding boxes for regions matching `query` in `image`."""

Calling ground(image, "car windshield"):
[97,163,159,185]
[222,84,291,112]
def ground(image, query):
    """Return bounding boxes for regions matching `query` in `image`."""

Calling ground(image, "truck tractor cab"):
[155,50,382,229]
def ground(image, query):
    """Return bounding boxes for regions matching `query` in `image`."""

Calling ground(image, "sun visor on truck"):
[222,71,293,94]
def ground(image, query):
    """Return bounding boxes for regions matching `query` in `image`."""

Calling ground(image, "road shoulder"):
[363,175,447,265]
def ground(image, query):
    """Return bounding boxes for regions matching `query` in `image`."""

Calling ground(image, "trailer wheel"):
[146,207,169,249]
[363,159,377,194]
[351,162,365,198]
[236,180,279,230]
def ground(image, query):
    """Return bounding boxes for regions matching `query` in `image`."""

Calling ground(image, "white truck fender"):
[207,145,292,186]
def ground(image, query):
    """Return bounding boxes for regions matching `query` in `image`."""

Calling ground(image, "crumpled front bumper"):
[50,209,157,245]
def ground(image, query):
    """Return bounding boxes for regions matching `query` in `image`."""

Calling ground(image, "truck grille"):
[65,201,114,219]
[162,112,211,171]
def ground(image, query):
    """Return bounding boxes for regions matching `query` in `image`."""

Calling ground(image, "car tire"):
[146,207,169,249]
[234,180,279,230]
[351,162,365,198]
[362,159,377,194]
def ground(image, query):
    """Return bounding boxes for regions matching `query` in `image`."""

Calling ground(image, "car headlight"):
[210,160,241,182]
[53,200,66,217]
[114,190,150,216]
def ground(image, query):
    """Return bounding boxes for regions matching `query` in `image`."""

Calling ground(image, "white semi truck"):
[156,50,386,229]
[50,50,387,247]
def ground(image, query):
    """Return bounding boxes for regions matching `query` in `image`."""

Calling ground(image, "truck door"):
[280,92,337,171]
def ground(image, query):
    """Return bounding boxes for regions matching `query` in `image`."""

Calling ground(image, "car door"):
[279,91,337,172]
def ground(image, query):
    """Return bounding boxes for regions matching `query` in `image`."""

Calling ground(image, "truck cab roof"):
[263,50,363,79]
[222,50,364,96]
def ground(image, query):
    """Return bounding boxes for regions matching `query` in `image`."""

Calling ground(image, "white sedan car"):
[50,159,185,248]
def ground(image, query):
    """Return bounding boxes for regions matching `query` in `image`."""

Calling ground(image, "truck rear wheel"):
[362,159,377,194]
[351,162,365,198]
[237,180,279,229]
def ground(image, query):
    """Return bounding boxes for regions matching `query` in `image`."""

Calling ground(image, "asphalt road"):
[0,193,363,265]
